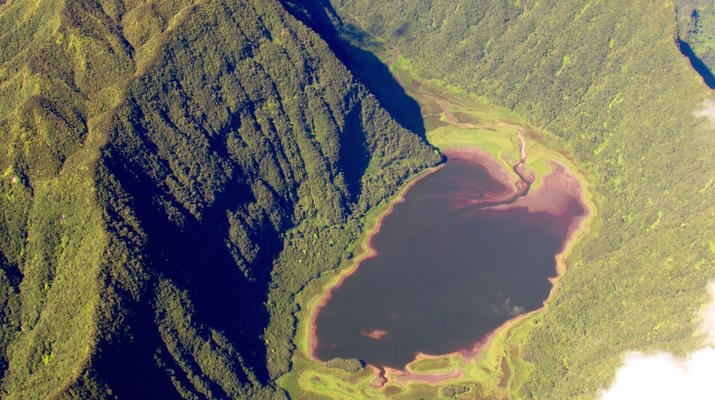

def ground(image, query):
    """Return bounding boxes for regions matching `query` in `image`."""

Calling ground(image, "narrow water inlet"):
[677,38,715,89]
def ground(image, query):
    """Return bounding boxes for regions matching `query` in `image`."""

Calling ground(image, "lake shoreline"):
[377,156,594,385]
[281,41,600,398]
[308,146,525,365]
[307,162,446,362]
[307,142,594,386]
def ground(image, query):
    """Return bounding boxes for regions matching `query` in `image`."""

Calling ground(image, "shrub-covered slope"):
[332,0,715,397]
[0,0,439,398]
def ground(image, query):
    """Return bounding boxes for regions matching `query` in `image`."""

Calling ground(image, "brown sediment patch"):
[484,159,590,287]
[366,354,464,386]
[308,164,445,360]
[424,113,451,131]
[443,139,533,212]
[432,95,510,130]
[387,47,399,67]
[368,365,388,387]
[489,162,586,222]
[442,148,517,197]
[387,47,404,86]
[435,99,487,130]
[441,101,457,125]
[517,128,527,161]
[498,356,510,387]
[362,329,388,340]
[452,111,483,125]
[535,166,592,289]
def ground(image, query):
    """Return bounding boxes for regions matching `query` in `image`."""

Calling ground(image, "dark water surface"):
[314,157,585,369]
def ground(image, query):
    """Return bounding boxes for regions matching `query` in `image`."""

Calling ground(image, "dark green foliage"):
[440,383,474,399]
[0,0,438,398]
[0,258,20,376]
[3,0,711,399]
[331,0,715,397]
[324,357,365,372]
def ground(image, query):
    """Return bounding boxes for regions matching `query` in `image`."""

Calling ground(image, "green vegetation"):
[677,0,715,71]
[277,46,597,399]
[323,357,365,373]
[324,0,715,397]
[388,56,594,193]
[1,0,713,399]
[0,0,439,398]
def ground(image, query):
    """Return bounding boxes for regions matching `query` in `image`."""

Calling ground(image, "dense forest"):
[330,0,715,397]
[0,0,439,398]
[0,0,713,399]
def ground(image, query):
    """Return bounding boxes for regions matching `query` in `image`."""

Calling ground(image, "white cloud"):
[600,282,715,400]
[701,282,715,345]
[695,99,715,128]
[490,295,525,317]
[600,348,715,400]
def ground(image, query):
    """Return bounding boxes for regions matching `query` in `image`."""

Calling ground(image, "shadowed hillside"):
[283,0,427,139]
[0,0,439,398]
[0,0,713,399]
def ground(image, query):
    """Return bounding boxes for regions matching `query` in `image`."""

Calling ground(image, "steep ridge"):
[331,0,715,397]
[0,0,440,398]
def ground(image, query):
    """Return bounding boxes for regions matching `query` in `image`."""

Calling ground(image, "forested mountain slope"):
[0,0,439,398]
[2,0,713,399]
[331,0,715,397]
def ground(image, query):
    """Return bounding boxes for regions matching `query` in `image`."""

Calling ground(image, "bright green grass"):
[392,54,594,196]
[407,356,458,373]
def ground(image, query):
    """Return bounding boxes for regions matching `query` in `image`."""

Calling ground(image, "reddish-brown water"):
[314,155,585,369]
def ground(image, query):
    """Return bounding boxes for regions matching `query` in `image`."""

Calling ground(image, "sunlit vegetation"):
[321,0,715,397]
[1,0,713,399]
[0,0,439,398]
[677,0,715,72]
